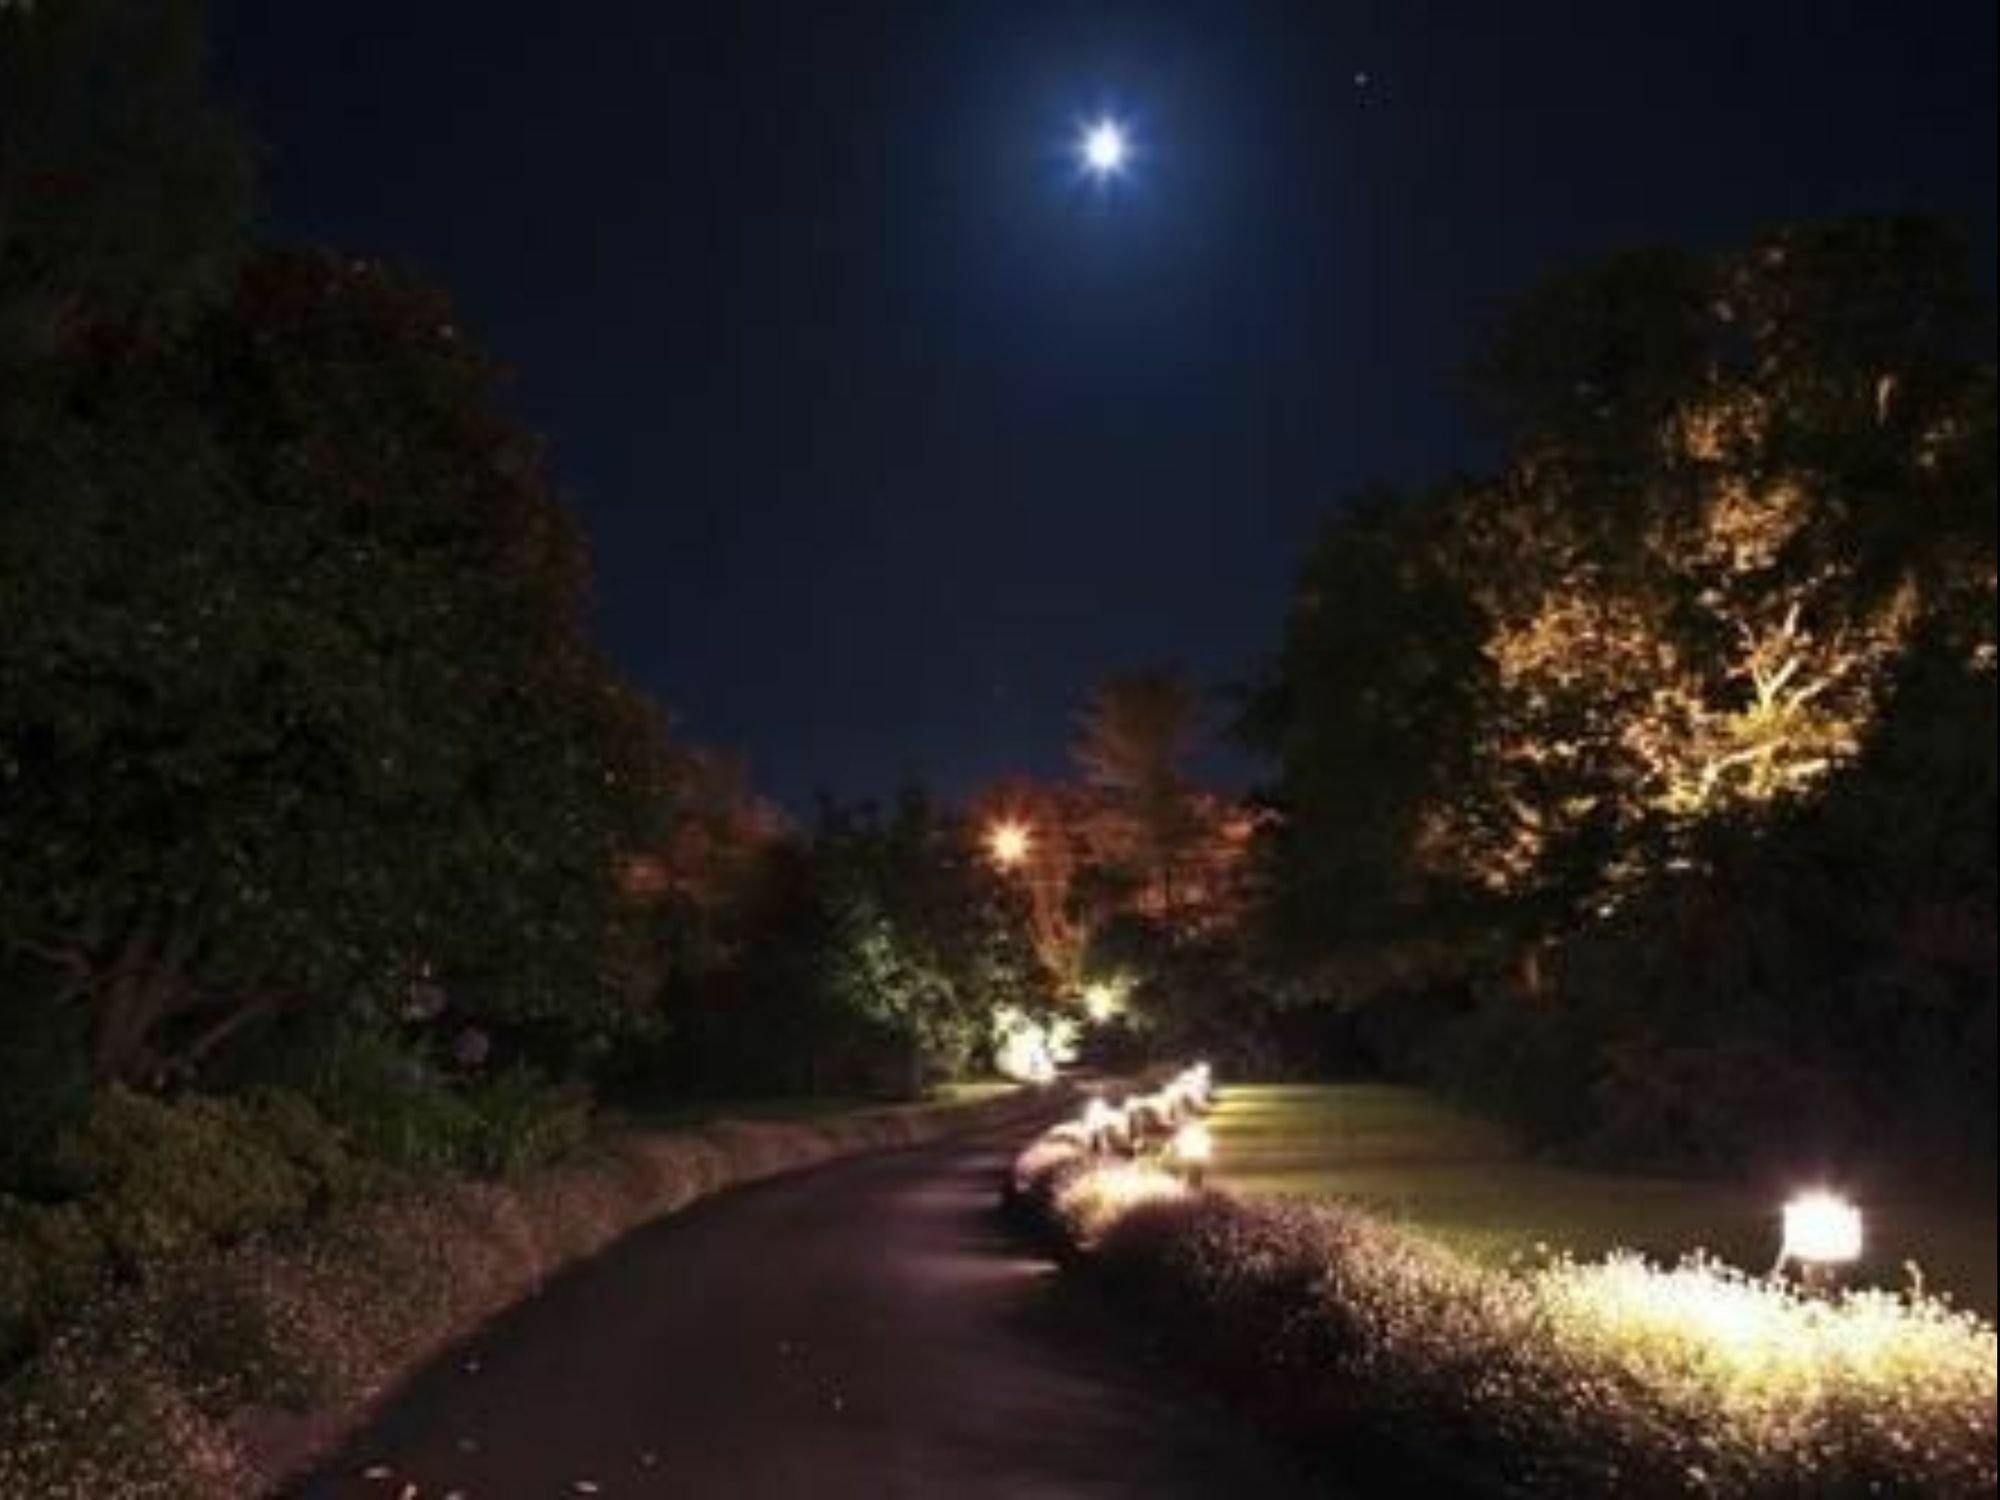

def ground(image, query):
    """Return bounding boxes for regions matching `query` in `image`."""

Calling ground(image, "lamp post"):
[1171,1121,1212,1187]
[1774,1190,1864,1291]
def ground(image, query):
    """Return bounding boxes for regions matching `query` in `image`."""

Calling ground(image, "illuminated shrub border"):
[0,1088,1055,1498]
[1010,1125,1999,1497]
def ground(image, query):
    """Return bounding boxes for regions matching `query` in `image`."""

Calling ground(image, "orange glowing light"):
[988,819,1034,869]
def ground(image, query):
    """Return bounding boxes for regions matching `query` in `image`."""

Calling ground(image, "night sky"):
[213,1,1997,811]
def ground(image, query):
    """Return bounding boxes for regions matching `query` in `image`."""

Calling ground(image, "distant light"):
[1083,980,1125,1023]
[1782,1191,1864,1268]
[1080,118,1128,177]
[987,819,1033,869]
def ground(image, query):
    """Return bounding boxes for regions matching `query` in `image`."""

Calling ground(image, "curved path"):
[293,1120,1329,1499]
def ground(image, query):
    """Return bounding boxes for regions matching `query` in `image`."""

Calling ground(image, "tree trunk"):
[88,909,202,1083]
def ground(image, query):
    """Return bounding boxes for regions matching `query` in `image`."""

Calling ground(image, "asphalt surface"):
[292,1120,1330,1500]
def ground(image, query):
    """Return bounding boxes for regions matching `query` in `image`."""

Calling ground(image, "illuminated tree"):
[1246,218,1994,1163]
[1255,216,1994,955]
[1420,220,1994,917]
[973,779,1095,993]
[805,792,1048,1092]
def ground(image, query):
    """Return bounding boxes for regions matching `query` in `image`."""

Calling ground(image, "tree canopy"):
[1246,219,1996,1164]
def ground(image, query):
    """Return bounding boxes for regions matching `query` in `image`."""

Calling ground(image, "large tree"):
[1259,220,1993,949]
[0,0,249,364]
[1248,217,1996,1160]
[1428,219,1994,920]
[1,251,681,1084]
[1073,670,1209,920]
[1239,487,1493,976]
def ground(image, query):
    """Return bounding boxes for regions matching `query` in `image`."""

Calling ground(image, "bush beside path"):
[0,1084,1061,1498]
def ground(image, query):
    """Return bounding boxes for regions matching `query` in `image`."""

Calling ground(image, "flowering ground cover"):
[1010,1079,1999,1497]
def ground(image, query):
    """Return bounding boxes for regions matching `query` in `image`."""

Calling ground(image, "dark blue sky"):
[213,1,1996,810]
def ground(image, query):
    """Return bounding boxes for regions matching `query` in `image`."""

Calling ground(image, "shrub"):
[236,1086,379,1204]
[0,980,93,1194]
[47,1089,313,1270]
[272,1026,592,1178]
[277,1026,482,1174]
[0,1336,255,1500]
[1586,1040,1860,1174]
[1051,1160,1188,1247]
[457,1069,594,1177]
[1010,1122,2000,1496]
[0,1202,108,1367]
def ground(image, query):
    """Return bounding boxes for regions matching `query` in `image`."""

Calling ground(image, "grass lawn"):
[608,1079,1019,1134]
[1208,1083,1999,1318]
[928,1080,1022,1105]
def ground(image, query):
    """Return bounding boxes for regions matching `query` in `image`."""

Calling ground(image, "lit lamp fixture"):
[987,819,1033,870]
[1171,1121,1213,1186]
[1186,1061,1214,1110]
[1776,1190,1864,1286]
[1082,1098,1122,1152]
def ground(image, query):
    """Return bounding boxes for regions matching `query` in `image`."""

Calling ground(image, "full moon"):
[1080,119,1129,177]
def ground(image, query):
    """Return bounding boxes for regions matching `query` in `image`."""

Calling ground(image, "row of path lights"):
[1066,1072,1867,1289]
[1069,1063,1219,1183]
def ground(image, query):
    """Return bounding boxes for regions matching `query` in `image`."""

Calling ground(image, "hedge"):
[1009,1114,1999,1498]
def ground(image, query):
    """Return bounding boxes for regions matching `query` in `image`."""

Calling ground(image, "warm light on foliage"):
[1010,1118,2000,1496]
[1429,425,1923,907]
[991,1005,1076,1084]
[1051,1160,1187,1244]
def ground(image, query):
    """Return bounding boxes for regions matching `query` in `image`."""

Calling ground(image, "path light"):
[1082,1098,1122,1152]
[1127,1092,1173,1144]
[1170,1121,1213,1186]
[1185,1062,1214,1110]
[1777,1191,1864,1283]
